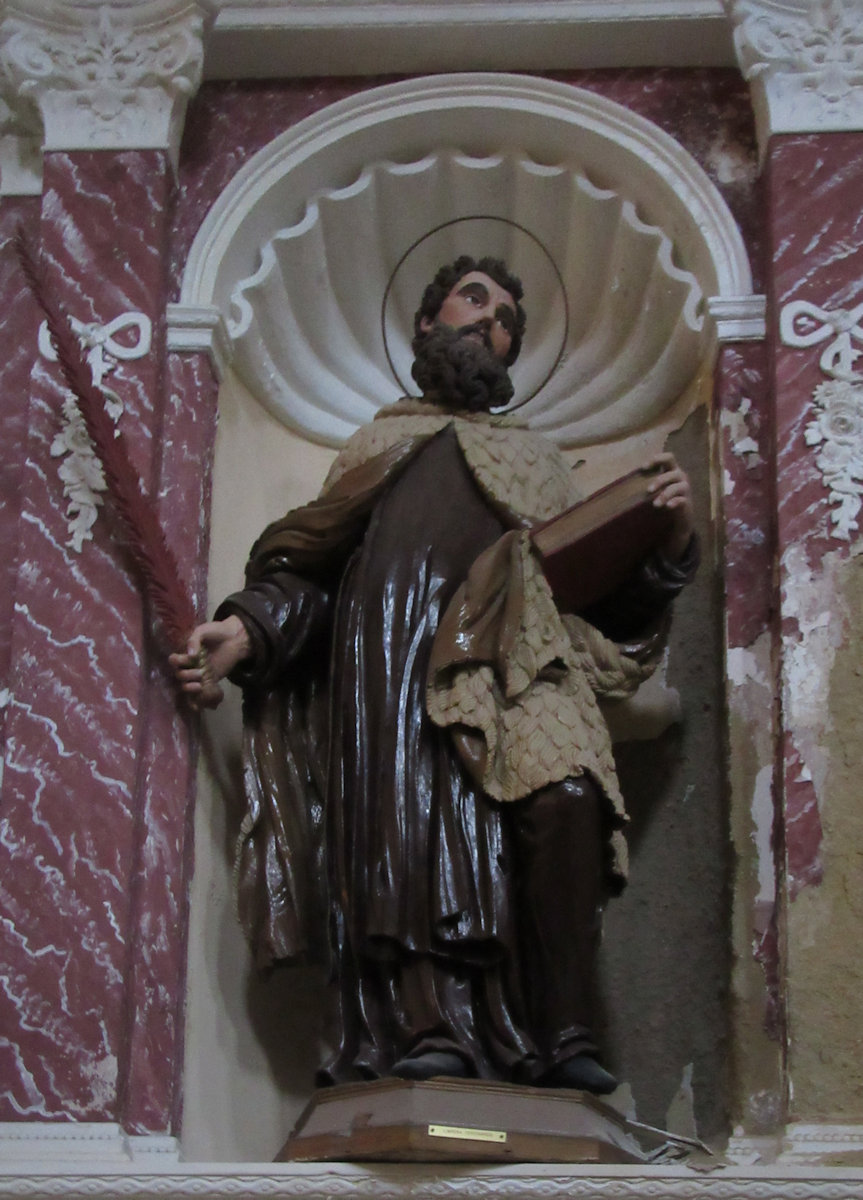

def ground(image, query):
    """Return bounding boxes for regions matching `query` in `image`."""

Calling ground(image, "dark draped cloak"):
[218,425,697,1083]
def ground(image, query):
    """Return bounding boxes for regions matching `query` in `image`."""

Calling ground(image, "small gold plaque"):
[428,1124,507,1144]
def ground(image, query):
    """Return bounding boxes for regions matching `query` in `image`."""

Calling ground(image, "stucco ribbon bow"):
[780,299,863,380]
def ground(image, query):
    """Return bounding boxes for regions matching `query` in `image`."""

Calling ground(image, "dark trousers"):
[508,774,605,1070]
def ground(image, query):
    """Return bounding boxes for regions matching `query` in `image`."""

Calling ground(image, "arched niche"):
[173,73,757,451]
[175,73,758,1162]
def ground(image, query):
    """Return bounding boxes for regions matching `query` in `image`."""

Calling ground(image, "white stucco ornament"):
[803,379,863,538]
[40,310,152,551]
[780,298,863,378]
[726,0,863,154]
[0,0,212,168]
[782,295,863,539]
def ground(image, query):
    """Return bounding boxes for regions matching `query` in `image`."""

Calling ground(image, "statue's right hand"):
[169,615,252,711]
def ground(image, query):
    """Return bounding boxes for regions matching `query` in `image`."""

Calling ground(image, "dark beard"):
[410,323,514,413]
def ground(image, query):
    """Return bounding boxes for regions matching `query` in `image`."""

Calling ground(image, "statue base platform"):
[277,1077,668,1164]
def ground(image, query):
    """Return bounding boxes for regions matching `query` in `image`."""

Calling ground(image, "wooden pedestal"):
[278,1077,668,1164]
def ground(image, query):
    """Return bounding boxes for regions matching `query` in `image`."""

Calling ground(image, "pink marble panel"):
[0,150,194,1129]
[766,134,863,897]
[769,134,863,551]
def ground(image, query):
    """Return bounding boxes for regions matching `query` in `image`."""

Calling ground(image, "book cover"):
[530,466,674,612]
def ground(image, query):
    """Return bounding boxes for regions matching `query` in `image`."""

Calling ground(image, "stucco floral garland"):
[40,311,151,551]
[803,378,863,539]
[780,297,863,540]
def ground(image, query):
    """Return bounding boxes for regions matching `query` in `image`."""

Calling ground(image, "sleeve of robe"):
[207,434,431,967]
[214,571,333,968]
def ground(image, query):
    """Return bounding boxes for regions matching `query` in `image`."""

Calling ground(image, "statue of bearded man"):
[173,255,697,1095]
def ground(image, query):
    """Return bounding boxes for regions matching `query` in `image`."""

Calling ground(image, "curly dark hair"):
[413,255,526,366]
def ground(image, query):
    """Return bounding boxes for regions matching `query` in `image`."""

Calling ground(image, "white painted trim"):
[0,1123,180,1166]
[0,133,42,196]
[0,0,211,171]
[204,0,734,78]
[781,1123,863,1164]
[166,303,233,380]
[727,0,863,156]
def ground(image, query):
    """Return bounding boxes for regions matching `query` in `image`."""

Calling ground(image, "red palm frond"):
[16,226,198,651]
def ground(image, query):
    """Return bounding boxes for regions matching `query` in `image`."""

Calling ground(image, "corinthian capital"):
[0,0,213,169]
[726,0,863,151]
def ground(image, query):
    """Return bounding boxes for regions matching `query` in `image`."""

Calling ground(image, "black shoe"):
[538,1055,619,1095]
[391,1051,469,1080]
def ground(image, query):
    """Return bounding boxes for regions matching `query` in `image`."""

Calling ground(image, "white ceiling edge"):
[205,0,734,78]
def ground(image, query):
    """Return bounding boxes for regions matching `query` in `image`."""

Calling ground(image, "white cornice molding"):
[0,0,213,170]
[3,1161,863,1199]
[205,0,734,78]
[708,294,768,340]
[166,302,233,381]
[727,0,863,154]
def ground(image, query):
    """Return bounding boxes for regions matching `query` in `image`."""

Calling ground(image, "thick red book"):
[530,466,674,612]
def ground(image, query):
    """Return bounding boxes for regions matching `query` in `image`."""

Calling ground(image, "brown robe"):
[218,405,696,1083]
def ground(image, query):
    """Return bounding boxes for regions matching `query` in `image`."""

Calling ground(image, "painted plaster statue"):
[172,256,697,1095]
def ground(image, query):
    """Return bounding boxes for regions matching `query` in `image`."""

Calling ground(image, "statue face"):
[420,271,517,362]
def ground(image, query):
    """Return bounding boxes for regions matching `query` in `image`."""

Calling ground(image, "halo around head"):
[381,216,569,410]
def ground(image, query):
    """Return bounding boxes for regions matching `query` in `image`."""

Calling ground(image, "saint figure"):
[173,256,697,1095]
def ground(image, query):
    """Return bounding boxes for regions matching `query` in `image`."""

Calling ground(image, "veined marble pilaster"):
[0,0,215,1136]
[0,150,191,1132]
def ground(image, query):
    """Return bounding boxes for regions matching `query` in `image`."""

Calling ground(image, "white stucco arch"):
[170,73,760,448]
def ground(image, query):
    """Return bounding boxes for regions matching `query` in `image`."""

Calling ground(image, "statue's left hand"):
[169,615,252,711]
[645,452,695,562]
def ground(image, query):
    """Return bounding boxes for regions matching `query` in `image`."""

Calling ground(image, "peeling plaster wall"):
[787,547,863,1120]
[716,341,785,1135]
[726,633,784,1132]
